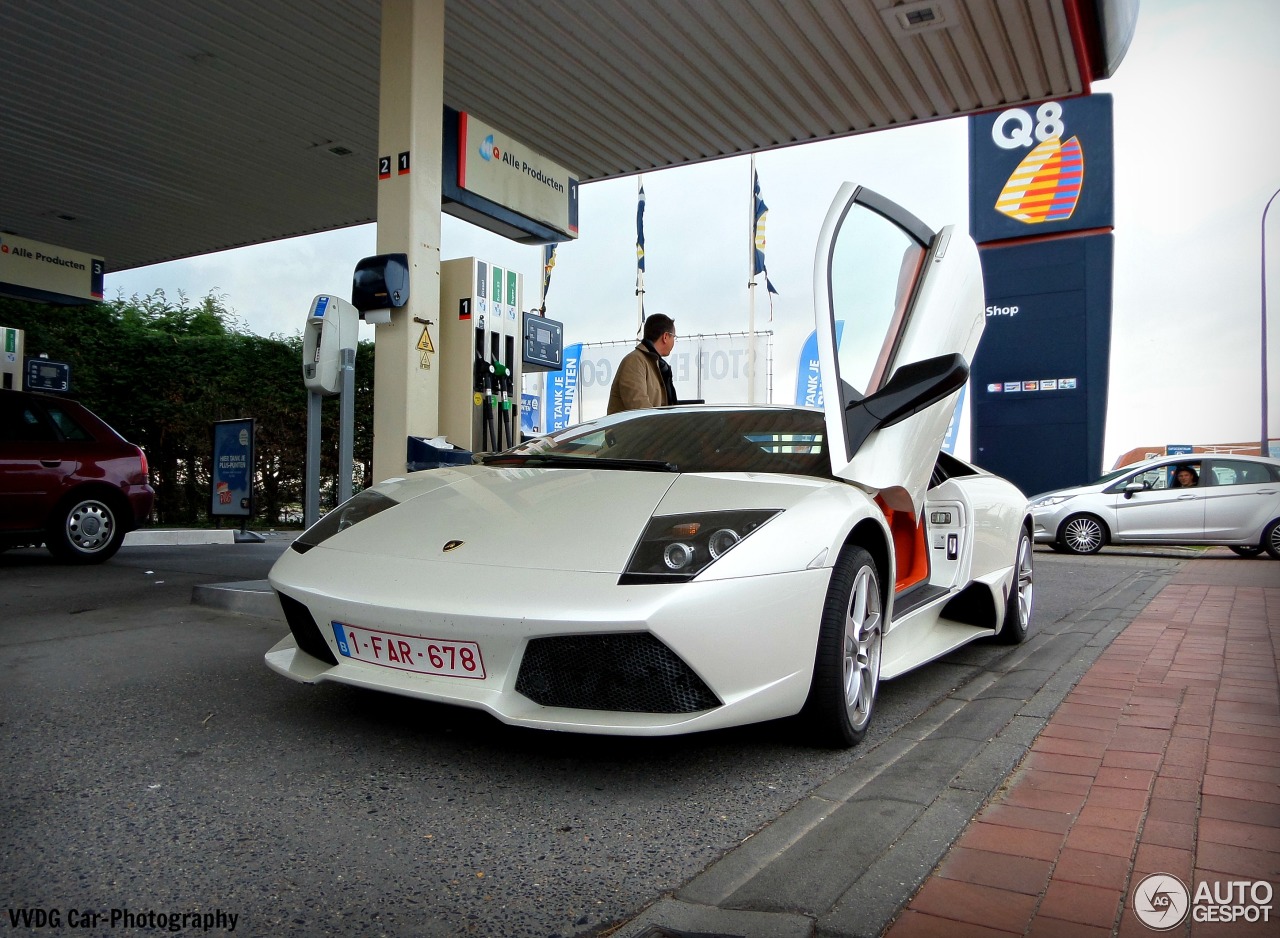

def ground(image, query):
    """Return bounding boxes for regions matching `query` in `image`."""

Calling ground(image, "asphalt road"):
[0,540,1189,938]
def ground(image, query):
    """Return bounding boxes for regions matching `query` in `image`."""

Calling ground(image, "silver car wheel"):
[65,498,116,554]
[1062,515,1105,554]
[843,565,883,731]
[997,530,1034,644]
[803,545,884,747]
[1015,533,1034,629]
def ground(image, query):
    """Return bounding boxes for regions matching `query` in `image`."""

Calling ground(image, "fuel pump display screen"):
[25,358,71,392]
[522,312,564,372]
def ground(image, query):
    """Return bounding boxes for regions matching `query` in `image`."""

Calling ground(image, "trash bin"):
[406,436,473,472]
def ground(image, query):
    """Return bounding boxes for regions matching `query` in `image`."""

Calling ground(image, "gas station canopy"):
[0,0,1137,273]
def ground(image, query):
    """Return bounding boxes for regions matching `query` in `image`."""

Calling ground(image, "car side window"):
[829,202,927,398]
[43,403,94,442]
[0,398,58,443]
[1207,459,1267,486]
[1165,461,1203,488]
[1104,466,1167,493]
[1137,467,1166,490]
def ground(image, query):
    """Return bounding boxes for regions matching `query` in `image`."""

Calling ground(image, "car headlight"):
[1029,494,1071,511]
[291,489,399,553]
[620,509,780,583]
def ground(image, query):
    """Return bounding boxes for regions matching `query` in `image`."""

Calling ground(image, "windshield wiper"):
[482,453,679,472]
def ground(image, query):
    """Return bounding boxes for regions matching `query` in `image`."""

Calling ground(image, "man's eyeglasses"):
[664,332,677,339]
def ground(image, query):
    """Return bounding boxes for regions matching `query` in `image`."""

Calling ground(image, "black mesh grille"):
[515,633,720,713]
[277,592,338,666]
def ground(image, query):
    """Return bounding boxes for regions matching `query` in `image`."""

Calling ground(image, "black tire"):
[1265,519,1280,560]
[45,492,127,564]
[801,545,883,748]
[997,529,1034,644]
[1058,513,1107,555]
[1229,545,1264,558]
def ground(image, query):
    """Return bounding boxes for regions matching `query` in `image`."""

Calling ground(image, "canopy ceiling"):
[0,0,1136,273]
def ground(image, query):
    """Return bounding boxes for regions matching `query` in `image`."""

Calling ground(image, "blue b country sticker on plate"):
[331,622,351,656]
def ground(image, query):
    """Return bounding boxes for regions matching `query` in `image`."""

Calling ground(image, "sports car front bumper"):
[266,548,831,736]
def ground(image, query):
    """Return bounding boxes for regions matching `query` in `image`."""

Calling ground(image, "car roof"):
[1119,453,1280,470]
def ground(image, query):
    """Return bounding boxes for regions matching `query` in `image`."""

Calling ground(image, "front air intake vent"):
[515,633,720,713]
[277,592,338,666]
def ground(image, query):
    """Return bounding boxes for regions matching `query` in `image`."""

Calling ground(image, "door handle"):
[40,459,62,468]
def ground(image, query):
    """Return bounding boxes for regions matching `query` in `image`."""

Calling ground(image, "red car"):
[0,389,154,563]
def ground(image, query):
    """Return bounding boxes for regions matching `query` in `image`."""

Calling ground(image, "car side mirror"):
[844,353,969,456]
[1123,482,1145,499]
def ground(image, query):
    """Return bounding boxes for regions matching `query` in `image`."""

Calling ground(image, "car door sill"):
[893,582,950,617]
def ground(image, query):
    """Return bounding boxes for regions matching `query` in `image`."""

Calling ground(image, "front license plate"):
[331,622,486,679]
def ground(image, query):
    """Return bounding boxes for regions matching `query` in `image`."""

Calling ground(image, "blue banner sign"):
[546,342,582,432]
[793,322,844,408]
[521,392,541,435]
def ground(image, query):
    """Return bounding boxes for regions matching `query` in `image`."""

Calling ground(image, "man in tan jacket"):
[607,313,679,414]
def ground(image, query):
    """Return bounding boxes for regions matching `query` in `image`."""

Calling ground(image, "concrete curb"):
[191,580,282,620]
[125,529,237,546]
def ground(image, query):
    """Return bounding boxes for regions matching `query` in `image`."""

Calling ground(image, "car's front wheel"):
[802,545,883,748]
[1229,545,1264,558]
[45,493,127,564]
[996,529,1034,644]
[1058,514,1107,555]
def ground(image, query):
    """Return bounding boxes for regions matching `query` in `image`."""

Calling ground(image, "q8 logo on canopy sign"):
[990,102,1084,225]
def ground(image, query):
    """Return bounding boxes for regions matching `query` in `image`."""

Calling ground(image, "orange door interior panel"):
[877,497,929,593]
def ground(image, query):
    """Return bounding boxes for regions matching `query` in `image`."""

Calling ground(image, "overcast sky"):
[105,0,1280,470]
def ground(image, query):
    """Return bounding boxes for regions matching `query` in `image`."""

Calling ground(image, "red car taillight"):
[135,445,149,480]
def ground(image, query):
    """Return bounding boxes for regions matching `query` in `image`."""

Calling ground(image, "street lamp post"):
[1264,188,1280,458]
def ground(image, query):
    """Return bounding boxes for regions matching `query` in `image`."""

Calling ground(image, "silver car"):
[1030,454,1280,557]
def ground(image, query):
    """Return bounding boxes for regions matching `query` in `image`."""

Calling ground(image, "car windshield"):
[1094,467,1133,486]
[491,408,833,477]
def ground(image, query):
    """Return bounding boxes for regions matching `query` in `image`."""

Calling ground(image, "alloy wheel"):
[843,565,883,732]
[1062,516,1104,554]
[1015,533,1034,629]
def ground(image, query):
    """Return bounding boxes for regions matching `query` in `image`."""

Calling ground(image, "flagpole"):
[747,156,757,404]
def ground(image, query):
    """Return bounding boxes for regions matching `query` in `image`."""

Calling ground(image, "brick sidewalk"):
[884,569,1280,937]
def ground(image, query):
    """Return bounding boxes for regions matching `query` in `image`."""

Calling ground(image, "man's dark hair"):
[642,313,675,343]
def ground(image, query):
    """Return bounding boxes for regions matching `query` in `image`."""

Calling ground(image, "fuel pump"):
[302,294,359,528]
[437,259,564,449]
[1,326,23,391]
[438,257,525,454]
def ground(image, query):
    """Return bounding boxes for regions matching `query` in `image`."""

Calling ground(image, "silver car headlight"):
[1030,495,1071,511]
[620,509,780,584]
[291,489,399,553]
